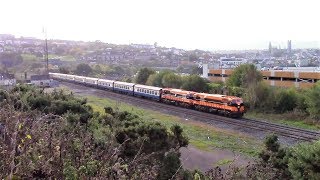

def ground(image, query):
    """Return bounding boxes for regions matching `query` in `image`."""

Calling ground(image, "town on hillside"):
[0,33,319,88]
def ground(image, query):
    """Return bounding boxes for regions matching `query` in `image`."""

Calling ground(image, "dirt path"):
[180,145,251,173]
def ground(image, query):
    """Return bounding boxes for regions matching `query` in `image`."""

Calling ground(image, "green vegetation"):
[215,159,233,166]
[83,95,261,156]
[251,134,320,179]
[135,67,155,84]
[0,85,188,179]
[136,68,210,92]
[197,135,320,179]
[0,52,23,68]
[74,63,93,76]
[245,112,320,130]
[21,54,39,61]
[226,64,320,129]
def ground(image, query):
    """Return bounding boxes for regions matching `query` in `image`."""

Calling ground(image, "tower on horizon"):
[287,40,292,54]
[268,42,272,54]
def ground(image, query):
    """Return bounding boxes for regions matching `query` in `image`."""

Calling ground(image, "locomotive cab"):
[228,98,246,116]
[229,99,244,107]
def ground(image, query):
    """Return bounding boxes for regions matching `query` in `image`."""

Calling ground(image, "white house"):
[30,75,52,87]
[0,73,16,86]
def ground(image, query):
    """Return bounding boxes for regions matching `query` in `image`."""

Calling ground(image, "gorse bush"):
[0,85,189,179]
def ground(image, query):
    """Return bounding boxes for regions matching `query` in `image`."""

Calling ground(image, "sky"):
[0,0,319,50]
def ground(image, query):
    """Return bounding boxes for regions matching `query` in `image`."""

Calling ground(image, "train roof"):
[98,79,114,83]
[73,75,84,78]
[85,77,99,80]
[194,93,226,98]
[114,81,135,86]
[194,93,242,100]
[49,72,58,75]
[135,84,162,90]
[163,88,195,94]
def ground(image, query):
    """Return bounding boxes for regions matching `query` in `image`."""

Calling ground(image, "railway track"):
[60,81,320,142]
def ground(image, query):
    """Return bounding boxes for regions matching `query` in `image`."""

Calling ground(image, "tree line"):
[226,64,320,121]
[135,67,210,92]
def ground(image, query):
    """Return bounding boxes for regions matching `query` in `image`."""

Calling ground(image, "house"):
[219,57,247,69]
[48,58,62,66]
[0,73,16,86]
[30,74,52,87]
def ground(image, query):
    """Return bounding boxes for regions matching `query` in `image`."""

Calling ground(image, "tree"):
[305,82,320,120]
[158,152,181,180]
[227,64,262,88]
[146,70,172,87]
[75,63,92,76]
[0,52,23,68]
[135,68,155,84]
[188,53,198,62]
[190,65,203,75]
[227,64,263,109]
[181,75,209,92]
[254,82,276,112]
[256,134,291,179]
[288,141,320,179]
[59,66,70,74]
[208,82,224,94]
[162,73,182,88]
[274,88,298,113]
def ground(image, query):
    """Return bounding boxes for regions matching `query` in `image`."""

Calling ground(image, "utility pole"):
[43,27,49,74]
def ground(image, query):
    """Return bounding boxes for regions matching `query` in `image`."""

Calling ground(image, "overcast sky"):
[1,0,319,50]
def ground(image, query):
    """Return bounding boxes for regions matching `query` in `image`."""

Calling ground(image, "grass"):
[81,95,262,157]
[48,54,76,61]
[215,159,233,166]
[21,54,39,61]
[245,111,320,131]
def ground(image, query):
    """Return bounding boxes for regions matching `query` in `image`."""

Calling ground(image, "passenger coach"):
[97,79,114,90]
[113,81,135,95]
[134,84,162,101]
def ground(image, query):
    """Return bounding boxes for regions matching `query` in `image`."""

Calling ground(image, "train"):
[49,72,246,118]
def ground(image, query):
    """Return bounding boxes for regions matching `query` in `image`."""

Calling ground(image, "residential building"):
[30,74,52,87]
[0,73,16,86]
[219,57,247,69]
[204,68,320,88]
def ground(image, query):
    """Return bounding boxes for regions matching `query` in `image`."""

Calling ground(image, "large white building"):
[219,57,247,69]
